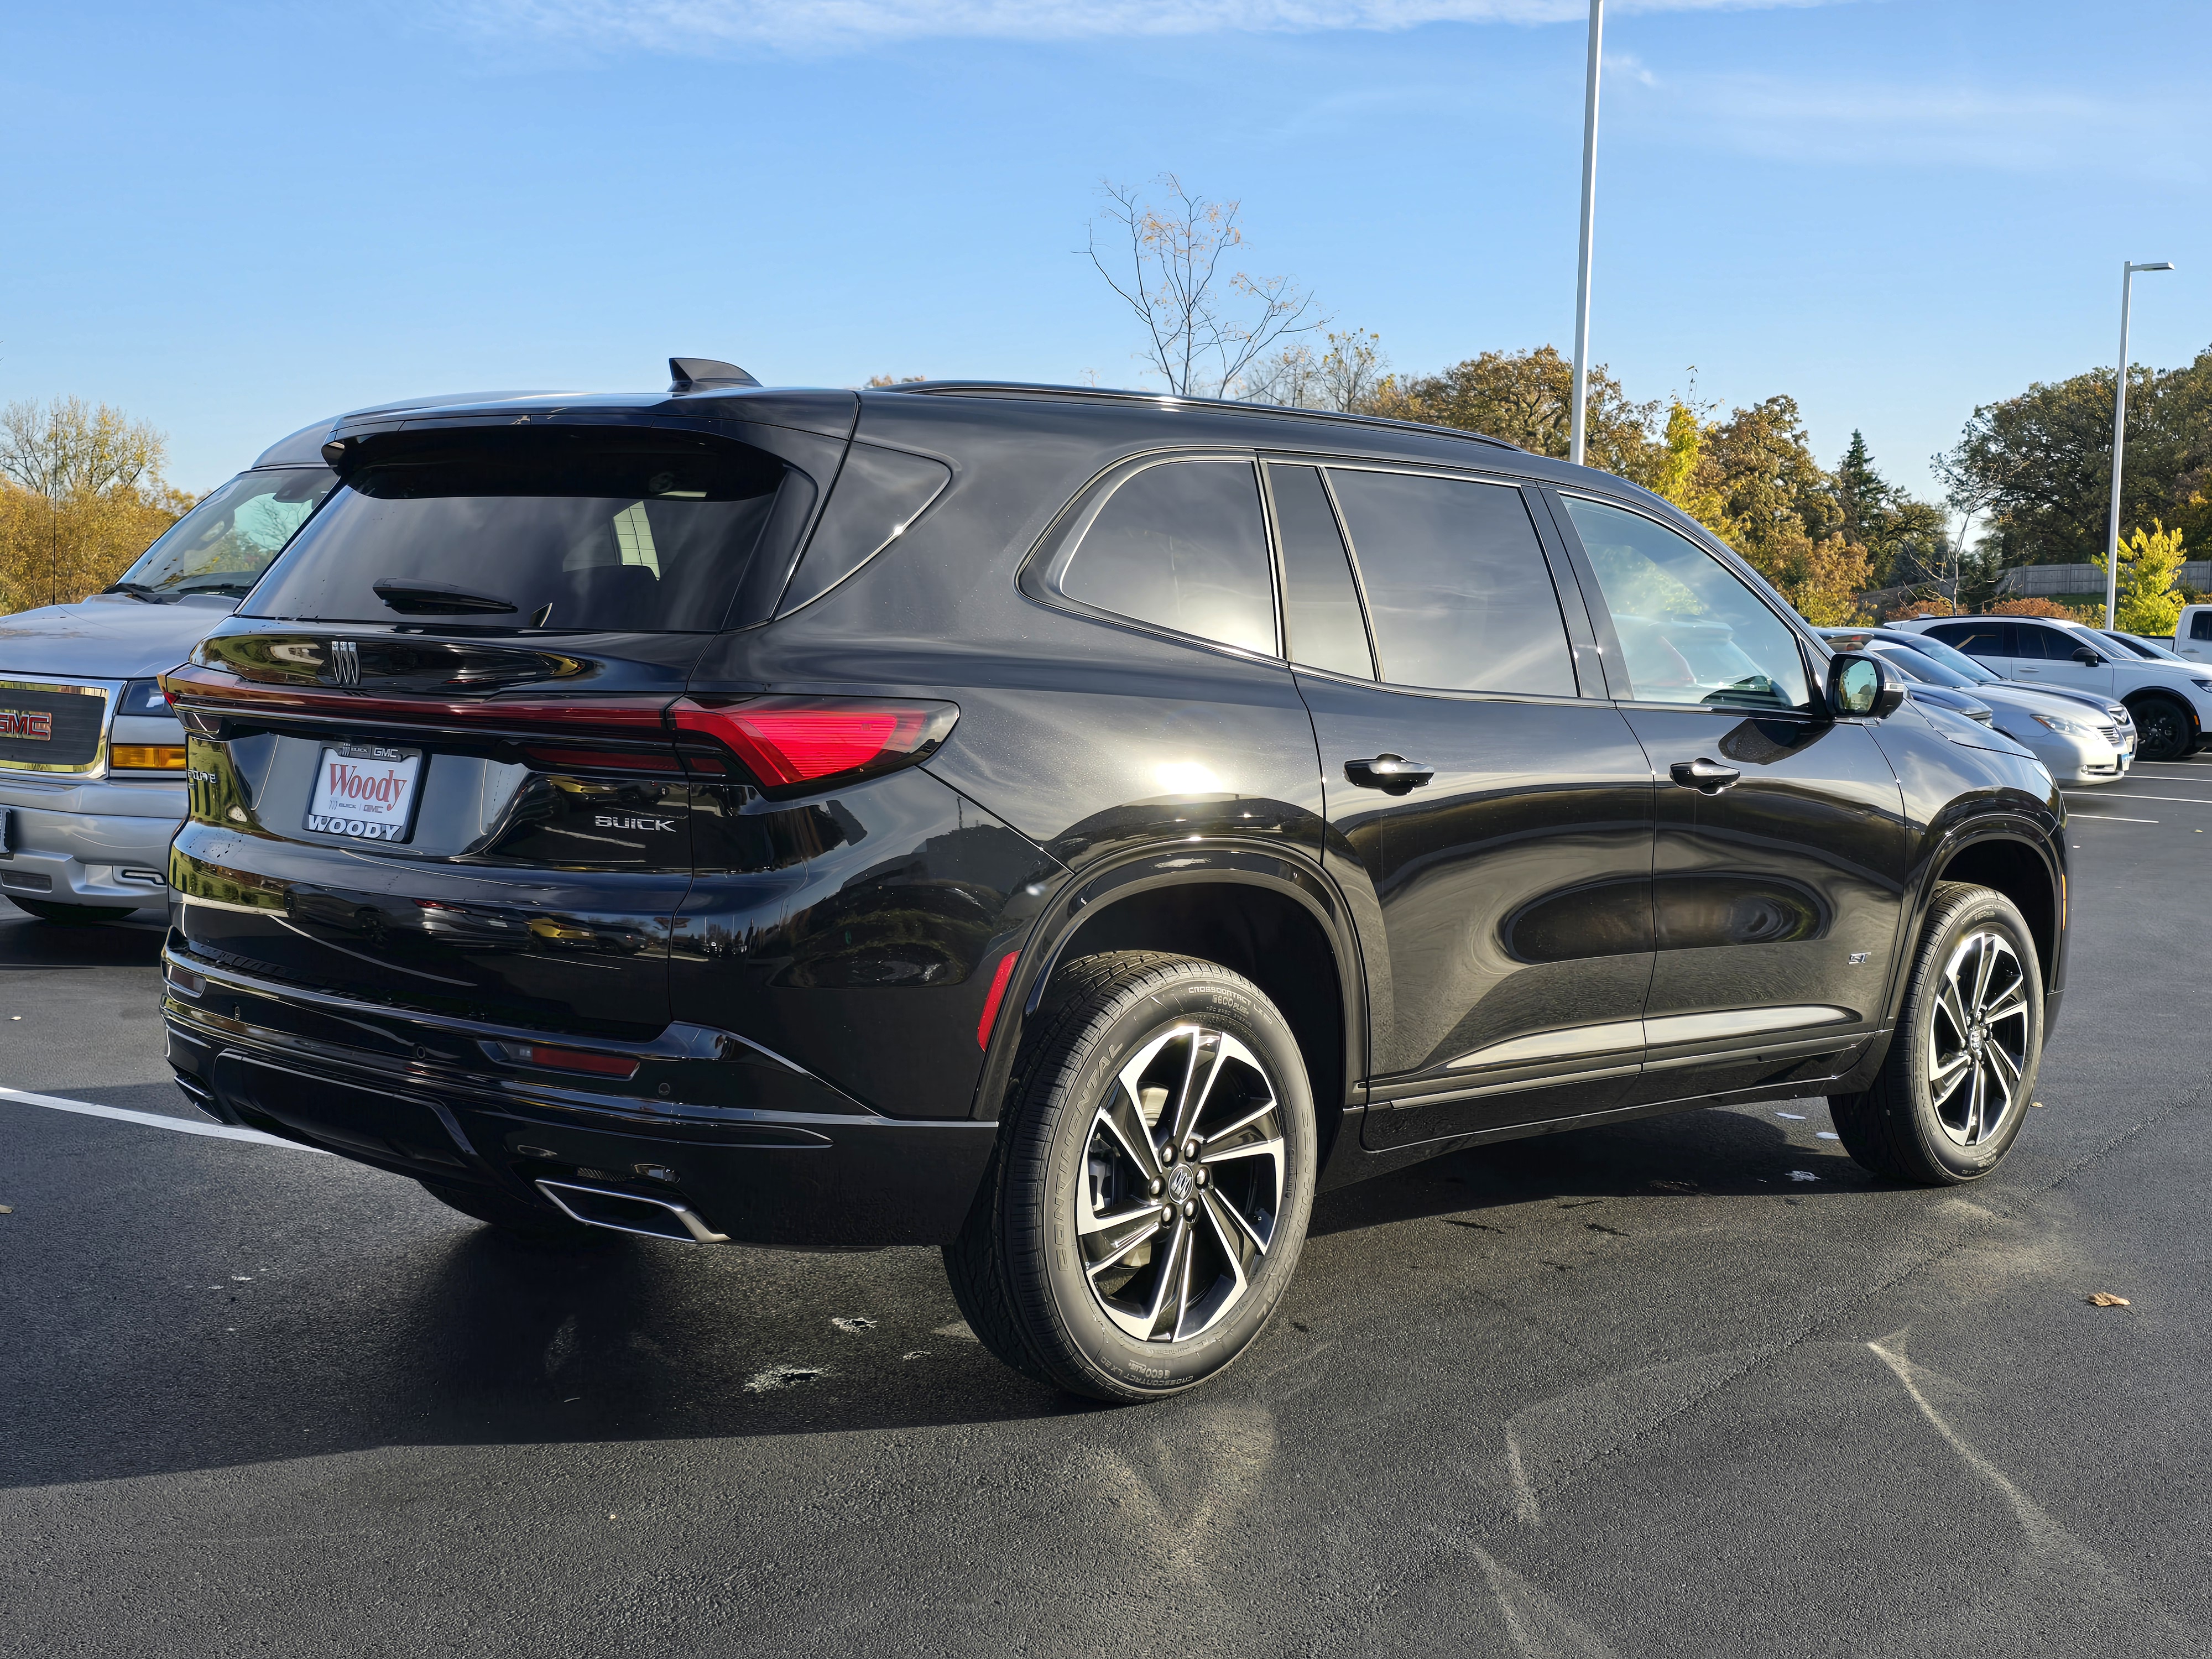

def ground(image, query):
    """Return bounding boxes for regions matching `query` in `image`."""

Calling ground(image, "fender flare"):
[966,839,1371,1124]
[1886,814,2066,1025]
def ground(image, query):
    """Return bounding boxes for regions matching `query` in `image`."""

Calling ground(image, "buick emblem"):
[327,639,361,686]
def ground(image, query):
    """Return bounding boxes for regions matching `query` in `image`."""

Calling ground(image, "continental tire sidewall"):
[1895,889,2043,1181]
[1031,970,1316,1397]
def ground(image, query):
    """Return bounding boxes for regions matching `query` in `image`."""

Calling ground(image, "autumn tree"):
[1087,175,1322,397]
[1239,328,1390,414]
[0,398,191,613]
[1370,346,1663,484]
[2093,519,2187,635]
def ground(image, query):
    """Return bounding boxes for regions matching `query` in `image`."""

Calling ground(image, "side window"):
[2193,612,2212,643]
[1266,464,1374,679]
[2011,624,2060,661]
[1929,622,2012,660]
[1061,459,1274,655]
[1561,496,1812,712]
[1327,469,1576,696]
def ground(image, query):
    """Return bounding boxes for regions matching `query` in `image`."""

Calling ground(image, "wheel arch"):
[971,843,1368,1163]
[1923,827,2064,997]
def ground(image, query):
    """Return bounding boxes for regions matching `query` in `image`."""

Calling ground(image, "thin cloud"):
[1628,70,2199,177]
[450,0,1849,55]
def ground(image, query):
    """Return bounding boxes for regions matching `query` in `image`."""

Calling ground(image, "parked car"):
[1820,628,2130,785]
[161,366,2068,1400]
[1891,614,2212,760]
[0,421,336,923]
[2163,605,2212,668]
[2098,629,2189,664]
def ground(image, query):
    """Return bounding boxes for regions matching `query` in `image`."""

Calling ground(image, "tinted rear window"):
[1060,458,1275,655]
[246,430,794,632]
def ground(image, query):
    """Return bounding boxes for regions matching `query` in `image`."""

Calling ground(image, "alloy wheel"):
[1927,928,2031,1147]
[1076,1024,1286,1343]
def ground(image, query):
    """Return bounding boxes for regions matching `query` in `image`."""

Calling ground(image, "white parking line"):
[2062,793,2212,805]
[0,1086,324,1151]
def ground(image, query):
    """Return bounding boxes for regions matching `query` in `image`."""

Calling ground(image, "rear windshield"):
[112,466,333,599]
[244,429,792,632]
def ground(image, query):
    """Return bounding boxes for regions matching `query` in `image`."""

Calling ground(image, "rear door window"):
[1266,464,1374,679]
[1561,496,1811,711]
[2192,612,2212,642]
[246,429,798,632]
[1928,622,2014,661]
[1327,468,1576,696]
[1060,458,1275,654]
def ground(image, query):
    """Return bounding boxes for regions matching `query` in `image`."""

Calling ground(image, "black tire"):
[2130,694,2195,762]
[1828,882,2043,1185]
[945,951,1318,1402]
[8,896,137,926]
[418,1178,608,1243]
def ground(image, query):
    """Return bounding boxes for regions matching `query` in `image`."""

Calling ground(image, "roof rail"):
[883,379,1521,452]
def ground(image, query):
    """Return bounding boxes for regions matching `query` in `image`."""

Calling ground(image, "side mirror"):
[1827,652,1905,720]
[2072,646,2103,666]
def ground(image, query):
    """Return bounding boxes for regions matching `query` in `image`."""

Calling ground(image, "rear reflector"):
[112,744,187,770]
[976,950,1020,1050]
[523,745,682,773]
[514,1044,640,1079]
[672,696,956,794]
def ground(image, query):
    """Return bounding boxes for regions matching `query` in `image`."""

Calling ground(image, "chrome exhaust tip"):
[535,1179,729,1244]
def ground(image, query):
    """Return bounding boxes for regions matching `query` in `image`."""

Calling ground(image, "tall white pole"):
[2104,259,2176,629]
[2104,262,2135,630]
[1569,0,1603,468]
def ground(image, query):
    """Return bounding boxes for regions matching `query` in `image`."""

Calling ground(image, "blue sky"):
[2,1,2206,501]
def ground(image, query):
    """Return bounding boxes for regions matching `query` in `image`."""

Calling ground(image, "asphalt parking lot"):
[5,761,2210,1658]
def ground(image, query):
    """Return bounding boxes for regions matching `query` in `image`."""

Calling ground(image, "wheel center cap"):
[1166,1164,1194,1204]
[1968,1024,1986,1053]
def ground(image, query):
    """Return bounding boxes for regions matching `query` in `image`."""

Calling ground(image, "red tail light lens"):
[672,697,956,794]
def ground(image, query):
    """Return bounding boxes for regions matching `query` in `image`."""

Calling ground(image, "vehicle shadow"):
[1309,1098,1871,1240]
[0,909,164,968]
[2,1099,1869,1492]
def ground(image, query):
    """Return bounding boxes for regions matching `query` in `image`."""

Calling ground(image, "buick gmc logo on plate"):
[306,743,422,841]
[0,709,53,740]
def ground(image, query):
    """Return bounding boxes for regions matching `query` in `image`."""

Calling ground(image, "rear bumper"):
[163,949,996,1248]
[0,773,180,909]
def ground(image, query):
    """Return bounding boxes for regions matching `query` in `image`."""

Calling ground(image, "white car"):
[1893,614,2212,761]
[2170,606,2212,668]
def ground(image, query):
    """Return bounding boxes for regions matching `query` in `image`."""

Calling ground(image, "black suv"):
[163,367,2067,1400]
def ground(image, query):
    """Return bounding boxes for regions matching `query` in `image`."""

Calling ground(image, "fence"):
[1997,561,2212,597]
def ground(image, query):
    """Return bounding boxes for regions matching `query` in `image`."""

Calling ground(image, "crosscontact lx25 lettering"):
[161,362,2069,1401]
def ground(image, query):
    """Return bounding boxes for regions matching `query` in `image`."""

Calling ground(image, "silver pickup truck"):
[0,420,335,922]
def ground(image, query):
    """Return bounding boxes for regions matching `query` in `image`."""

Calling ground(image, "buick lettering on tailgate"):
[0,709,52,740]
[306,743,422,841]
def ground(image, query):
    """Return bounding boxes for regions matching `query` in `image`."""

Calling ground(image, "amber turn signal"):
[112,744,188,770]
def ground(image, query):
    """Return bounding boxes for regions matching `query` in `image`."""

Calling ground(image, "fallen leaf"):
[2032,1100,2046,1109]
[0,1204,12,1214]
[2087,1293,2131,1307]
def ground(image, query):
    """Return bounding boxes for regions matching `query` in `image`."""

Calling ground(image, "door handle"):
[1345,754,1435,794]
[1669,758,1741,795]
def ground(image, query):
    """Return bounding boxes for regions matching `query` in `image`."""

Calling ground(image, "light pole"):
[1569,0,1603,468]
[2104,258,2175,629]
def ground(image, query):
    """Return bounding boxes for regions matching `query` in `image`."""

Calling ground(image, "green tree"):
[2093,519,2187,635]
[1942,346,2212,566]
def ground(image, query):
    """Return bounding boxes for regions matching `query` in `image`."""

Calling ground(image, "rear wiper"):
[372,579,518,615]
[101,581,180,604]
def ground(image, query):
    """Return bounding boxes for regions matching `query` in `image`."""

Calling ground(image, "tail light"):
[161,666,956,798]
[672,697,957,796]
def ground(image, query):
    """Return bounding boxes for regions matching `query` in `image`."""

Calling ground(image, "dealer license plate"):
[305,744,422,842]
